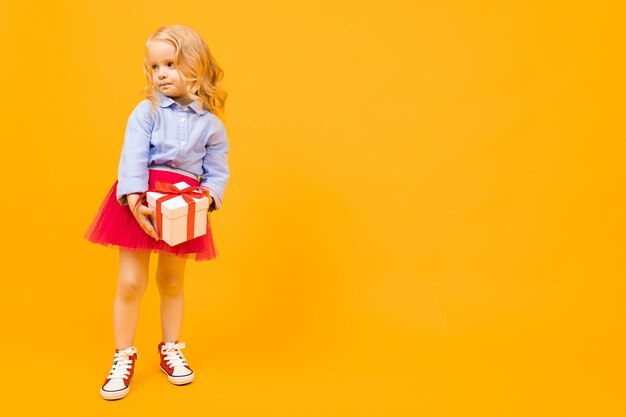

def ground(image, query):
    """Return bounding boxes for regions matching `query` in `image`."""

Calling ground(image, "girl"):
[84,24,230,401]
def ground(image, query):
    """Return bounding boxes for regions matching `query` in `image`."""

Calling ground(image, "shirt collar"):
[158,91,207,114]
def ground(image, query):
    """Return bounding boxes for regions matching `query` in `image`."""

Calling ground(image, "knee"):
[156,275,184,297]
[117,275,147,300]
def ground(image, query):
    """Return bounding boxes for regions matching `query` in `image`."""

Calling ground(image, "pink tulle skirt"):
[84,168,218,261]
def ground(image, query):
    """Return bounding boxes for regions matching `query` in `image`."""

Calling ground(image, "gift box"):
[144,181,210,246]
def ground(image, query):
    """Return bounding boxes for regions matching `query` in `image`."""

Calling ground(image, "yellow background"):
[1,0,624,415]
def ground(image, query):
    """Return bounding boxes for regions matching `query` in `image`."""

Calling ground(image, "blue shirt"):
[116,91,230,212]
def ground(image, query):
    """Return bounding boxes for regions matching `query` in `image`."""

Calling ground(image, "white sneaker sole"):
[160,365,194,385]
[100,378,131,400]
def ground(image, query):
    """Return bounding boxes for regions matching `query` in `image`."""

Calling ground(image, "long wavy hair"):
[141,25,227,121]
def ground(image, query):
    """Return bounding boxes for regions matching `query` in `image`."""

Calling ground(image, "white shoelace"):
[107,346,139,380]
[161,342,189,368]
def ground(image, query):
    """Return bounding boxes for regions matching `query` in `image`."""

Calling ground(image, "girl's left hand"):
[200,186,213,206]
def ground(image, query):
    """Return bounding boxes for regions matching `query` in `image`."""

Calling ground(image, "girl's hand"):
[200,187,214,206]
[127,194,160,240]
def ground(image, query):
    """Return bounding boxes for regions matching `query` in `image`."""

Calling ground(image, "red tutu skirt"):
[84,168,218,261]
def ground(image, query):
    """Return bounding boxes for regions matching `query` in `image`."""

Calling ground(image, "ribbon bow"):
[133,180,209,244]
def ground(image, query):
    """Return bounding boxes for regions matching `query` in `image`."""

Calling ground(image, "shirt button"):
[183,106,188,111]
[171,163,177,167]
[180,118,185,122]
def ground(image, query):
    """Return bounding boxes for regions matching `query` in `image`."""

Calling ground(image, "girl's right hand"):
[126,194,160,240]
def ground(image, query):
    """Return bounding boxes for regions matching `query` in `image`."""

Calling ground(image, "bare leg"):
[113,248,151,349]
[156,253,188,343]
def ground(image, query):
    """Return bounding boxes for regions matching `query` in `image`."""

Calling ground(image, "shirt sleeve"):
[116,100,154,206]
[200,118,230,212]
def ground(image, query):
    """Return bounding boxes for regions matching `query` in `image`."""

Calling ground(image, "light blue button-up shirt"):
[116,91,230,212]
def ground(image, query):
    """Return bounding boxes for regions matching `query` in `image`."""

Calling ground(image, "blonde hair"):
[141,25,228,120]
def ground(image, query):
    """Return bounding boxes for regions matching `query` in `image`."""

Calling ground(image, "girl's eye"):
[152,62,174,70]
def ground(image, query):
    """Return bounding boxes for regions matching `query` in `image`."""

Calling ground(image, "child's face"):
[147,40,189,102]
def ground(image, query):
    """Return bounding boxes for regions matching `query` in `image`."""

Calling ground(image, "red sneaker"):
[100,346,139,400]
[158,341,195,385]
